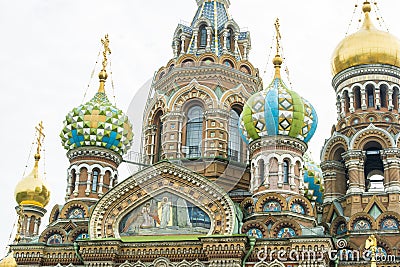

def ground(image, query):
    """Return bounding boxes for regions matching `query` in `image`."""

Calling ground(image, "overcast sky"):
[1,0,399,255]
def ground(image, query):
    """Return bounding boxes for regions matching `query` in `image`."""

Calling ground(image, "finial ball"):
[99,70,108,80]
[273,55,283,66]
[362,1,371,13]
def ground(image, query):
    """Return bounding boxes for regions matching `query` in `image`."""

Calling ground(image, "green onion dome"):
[60,70,133,156]
[239,55,318,144]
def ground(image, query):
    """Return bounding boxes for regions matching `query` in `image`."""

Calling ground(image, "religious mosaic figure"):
[263,200,281,212]
[291,203,305,214]
[159,197,172,229]
[277,227,295,238]
[247,228,263,238]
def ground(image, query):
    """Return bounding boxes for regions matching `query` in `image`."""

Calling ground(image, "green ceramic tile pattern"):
[60,92,133,156]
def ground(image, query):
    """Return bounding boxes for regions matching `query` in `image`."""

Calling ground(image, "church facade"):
[4,1,400,267]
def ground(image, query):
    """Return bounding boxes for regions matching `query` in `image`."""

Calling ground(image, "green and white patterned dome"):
[60,60,133,156]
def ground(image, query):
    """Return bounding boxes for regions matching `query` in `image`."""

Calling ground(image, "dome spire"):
[273,18,283,79]
[15,122,50,208]
[34,121,45,164]
[98,34,111,93]
[361,1,375,30]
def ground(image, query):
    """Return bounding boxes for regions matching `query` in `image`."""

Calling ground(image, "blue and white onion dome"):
[303,153,324,204]
[60,69,133,156]
[239,55,318,144]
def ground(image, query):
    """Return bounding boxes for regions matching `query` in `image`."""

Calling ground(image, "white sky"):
[1,0,399,255]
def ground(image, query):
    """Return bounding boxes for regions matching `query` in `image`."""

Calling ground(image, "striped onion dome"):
[239,55,318,144]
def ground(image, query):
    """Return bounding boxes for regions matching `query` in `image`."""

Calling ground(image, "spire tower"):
[14,122,50,242]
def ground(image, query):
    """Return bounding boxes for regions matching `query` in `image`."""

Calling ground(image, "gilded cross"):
[274,18,281,55]
[35,121,45,155]
[101,34,112,71]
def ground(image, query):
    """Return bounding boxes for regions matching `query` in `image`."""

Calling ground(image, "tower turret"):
[60,35,133,201]
[238,19,320,240]
[14,122,50,242]
[321,1,400,255]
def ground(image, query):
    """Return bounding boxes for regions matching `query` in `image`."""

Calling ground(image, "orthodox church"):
[2,0,400,266]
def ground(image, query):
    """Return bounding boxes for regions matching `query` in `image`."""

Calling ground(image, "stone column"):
[85,171,92,196]
[321,161,346,202]
[290,163,296,190]
[277,162,283,188]
[173,39,179,58]
[25,217,31,236]
[382,149,400,192]
[180,35,186,55]
[73,172,80,197]
[234,35,239,57]
[361,88,367,110]
[193,31,198,53]
[343,150,365,194]
[222,30,228,53]
[299,167,305,194]
[340,97,345,117]
[349,91,355,113]
[264,161,270,188]
[243,43,248,60]
[97,173,105,196]
[388,88,394,111]
[66,173,72,198]
[375,87,381,108]
[34,219,39,236]
[336,98,341,119]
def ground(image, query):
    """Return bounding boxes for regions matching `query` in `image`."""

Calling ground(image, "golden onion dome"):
[0,252,17,267]
[332,1,400,75]
[14,154,50,208]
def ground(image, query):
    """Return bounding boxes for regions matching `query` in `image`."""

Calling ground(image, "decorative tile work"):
[303,160,324,204]
[60,92,133,156]
[239,77,318,144]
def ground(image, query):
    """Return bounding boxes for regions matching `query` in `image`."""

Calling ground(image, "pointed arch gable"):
[89,162,237,239]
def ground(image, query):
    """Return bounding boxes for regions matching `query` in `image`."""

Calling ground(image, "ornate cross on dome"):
[274,18,281,56]
[35,121,45,158]
[101,34,111,72]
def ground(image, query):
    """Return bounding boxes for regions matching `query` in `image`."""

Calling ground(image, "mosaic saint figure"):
[159,197,171,228]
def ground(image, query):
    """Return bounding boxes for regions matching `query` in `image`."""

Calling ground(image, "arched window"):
[199,25,207,48]
[153,110,164,163]
[354,87,361,109]
[283,160,289,184]
[186,105,203,158]
[367,86,375,108]
[226,28,234,51]
[228,109,242,162]
[393,87,399,110]
[364,142,384,192]
[92,169,99,193]
[380,85,387,108]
